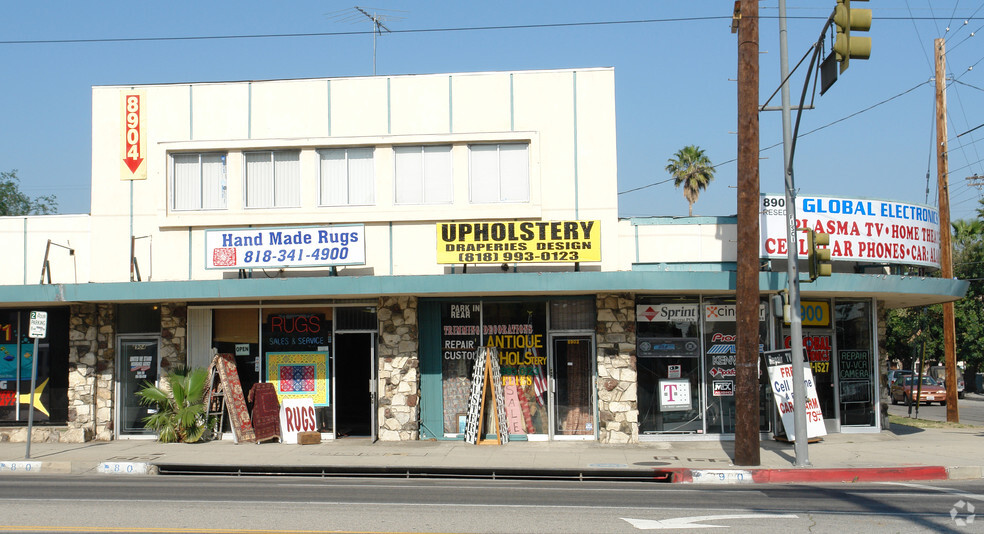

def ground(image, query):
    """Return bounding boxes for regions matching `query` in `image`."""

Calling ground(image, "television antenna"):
[327,6,406,75]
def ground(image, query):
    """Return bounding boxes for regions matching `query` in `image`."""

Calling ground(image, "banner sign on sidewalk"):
[759,194,941,269]
[436,220,601,264]
[205,225,365,270]
[764,349,826,441]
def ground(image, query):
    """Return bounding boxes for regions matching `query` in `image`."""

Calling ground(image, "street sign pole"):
[25,311,47,460]
[25,337,39,459]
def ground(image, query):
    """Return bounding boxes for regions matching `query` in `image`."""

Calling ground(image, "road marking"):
[690,469,753,484]
[879,481,984,502]
[97,462,149,475]
[0,461,42,474]
[622,513,797,530]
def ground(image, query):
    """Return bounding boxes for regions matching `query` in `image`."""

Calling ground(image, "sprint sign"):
[120,90,147,180]
[279,398,318,444]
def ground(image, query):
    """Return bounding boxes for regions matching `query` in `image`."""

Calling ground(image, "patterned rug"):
[248,382,282,443]
[211,353,256,443]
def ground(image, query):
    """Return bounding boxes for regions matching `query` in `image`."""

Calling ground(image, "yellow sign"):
[785,300,831,327]
[437,220,601,264]
[120,90,147,180]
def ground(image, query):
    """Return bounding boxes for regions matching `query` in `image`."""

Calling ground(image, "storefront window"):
[440,302,481,434]
[261,308,333,432]
[0,309,69,424]
[835,300,875,426]
[637,299,702,434]
[782,300,836,428]
[439,300,557,436]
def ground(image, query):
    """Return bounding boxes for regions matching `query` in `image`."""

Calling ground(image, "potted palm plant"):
[135,367,211,443]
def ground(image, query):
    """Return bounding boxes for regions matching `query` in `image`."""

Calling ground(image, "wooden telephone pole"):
[735,0,761,466]
[935,38,959,422]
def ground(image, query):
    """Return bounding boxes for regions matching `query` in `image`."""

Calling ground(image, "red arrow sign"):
[123,94,144,174]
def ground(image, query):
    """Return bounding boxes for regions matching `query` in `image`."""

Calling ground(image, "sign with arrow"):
[120,90,147,180]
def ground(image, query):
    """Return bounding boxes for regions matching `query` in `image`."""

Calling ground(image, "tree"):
[0,170,58,216]
[886,199,984,385]
[135,367,211,443]
[665,145,715,216]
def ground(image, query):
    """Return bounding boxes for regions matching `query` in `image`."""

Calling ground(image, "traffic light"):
[833,0,872,73]
[806,230,833,281]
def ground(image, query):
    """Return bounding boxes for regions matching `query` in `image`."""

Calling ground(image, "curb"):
[663,466,951,484]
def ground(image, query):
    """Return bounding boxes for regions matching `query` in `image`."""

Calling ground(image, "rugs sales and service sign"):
[205,225,365,269]
[760,194,941,269]
[436,220,600,264]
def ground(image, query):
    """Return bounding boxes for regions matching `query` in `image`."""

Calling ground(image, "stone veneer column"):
[877,300,890,430]
[596,293,638,444]
[159,304,188,371]
[67,303,115,442]
[376,296,419,441]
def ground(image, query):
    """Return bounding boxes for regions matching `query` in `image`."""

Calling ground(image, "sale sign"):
[765,350,826,441]
[120,90,147,180]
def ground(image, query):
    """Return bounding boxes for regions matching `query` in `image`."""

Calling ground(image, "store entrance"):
[550,335,595,438]
[333,333,374,438]
[116,335,160,437]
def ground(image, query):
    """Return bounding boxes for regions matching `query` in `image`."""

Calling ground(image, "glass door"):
[550,335,595,439]
[116,335,160,437]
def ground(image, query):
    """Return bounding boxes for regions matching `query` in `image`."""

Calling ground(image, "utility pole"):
[735,0,761,466]
[935,38,959,422]
[778,0,811,466]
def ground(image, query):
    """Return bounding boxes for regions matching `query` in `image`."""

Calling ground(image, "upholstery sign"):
[267,352,329,406]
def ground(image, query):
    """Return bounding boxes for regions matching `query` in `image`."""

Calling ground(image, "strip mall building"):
[0,68,966,444]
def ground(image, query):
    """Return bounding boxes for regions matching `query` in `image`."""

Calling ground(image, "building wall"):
[78,69,622,284]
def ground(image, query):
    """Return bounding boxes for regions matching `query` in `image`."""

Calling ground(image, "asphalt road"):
[1,475,982,533]
[887,391,984,426]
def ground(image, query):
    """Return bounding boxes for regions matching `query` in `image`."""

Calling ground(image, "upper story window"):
[318,147,374,206]
[394,145,452,205]
[245,150,301,208]
[171,153,227,211]
[469,143,529,203]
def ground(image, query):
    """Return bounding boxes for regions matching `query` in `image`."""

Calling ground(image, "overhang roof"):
[0,271,966,310]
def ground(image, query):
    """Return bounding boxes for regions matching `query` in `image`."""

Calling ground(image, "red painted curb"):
[751,466,949,483]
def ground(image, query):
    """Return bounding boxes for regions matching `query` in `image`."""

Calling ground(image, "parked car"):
[886,369,913,395]
[891,375,947,405]
[928,365,965,398]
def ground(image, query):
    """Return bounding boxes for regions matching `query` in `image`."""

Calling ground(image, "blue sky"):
[2,1,983,221]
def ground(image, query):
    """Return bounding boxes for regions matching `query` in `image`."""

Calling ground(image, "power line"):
[3,15,984,46]
[0,17,732,45]
[618,81,931,196]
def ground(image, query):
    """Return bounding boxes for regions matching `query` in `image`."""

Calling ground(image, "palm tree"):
[665,145,715,216]
[135,367,211,443]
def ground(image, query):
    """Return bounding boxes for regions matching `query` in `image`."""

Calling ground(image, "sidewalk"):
[1,422,981,484]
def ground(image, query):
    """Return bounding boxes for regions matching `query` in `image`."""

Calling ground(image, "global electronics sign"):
[760,194,941,269]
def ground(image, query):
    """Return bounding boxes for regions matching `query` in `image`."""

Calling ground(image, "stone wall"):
[159,303,187,371]
[596,293,638,444]
[377,296,419,441]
